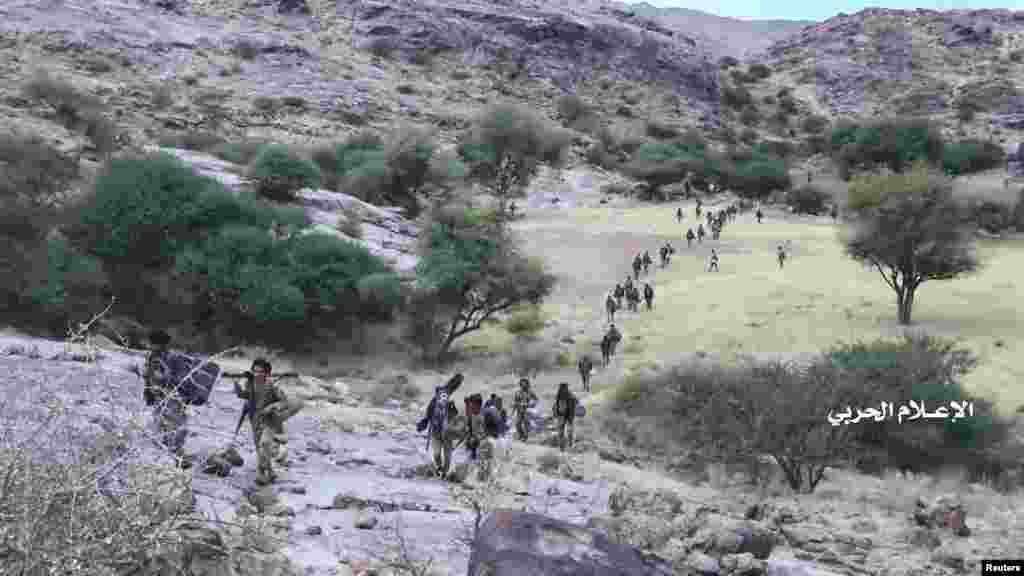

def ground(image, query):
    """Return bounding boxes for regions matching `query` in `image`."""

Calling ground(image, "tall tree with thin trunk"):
[842,161,980,325]
[408,199,556,359]
[456,102,570,217]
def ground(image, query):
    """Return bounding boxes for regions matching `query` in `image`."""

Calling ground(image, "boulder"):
[203,453,233,477]
[467,509,675,576]
[277,0,310,15]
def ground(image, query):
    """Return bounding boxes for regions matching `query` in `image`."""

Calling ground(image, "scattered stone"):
[287,485,307,495]
[468,509,676,575]
[305,525,323,536]
[354,512,379,530]
[721,552,766,576]
[203,453,233,477]
[306,440,332,455]
[688,551,722,575]
[277,0,310,14]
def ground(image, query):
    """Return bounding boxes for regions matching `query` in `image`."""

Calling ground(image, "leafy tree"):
[827,118,944,176]
[843,163,980,325]
[457,103,571,215]
[410,200,556,358]
[247,144,322,201]
[786,185,829,215]
[942,139,1005,176]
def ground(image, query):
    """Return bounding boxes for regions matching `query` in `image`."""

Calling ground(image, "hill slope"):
[624,1,814,58]
[753,8,1024,141]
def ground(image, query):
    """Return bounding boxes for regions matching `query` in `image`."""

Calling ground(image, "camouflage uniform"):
[144,349,188,459]
[235,377,303,484]
[466,412,494,482]
[554,395,576,451]
[512,388,538,441]
[434,409,463,477]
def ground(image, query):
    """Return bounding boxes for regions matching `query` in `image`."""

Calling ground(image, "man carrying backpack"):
[512,378,538,442]
[553,382,578,452]
[417,373,464,478]
[143,329,189,466]
[234,358,304,485]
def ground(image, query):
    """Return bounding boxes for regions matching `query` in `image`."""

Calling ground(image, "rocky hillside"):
[3,330,1022,576]
[754,8,1024,141]
[0,0,719,171]
[623,2,814,58]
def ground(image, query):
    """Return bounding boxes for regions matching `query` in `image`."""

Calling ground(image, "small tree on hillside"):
[409,199,556,359]
[457,103,571,216]
[842,162,980,325]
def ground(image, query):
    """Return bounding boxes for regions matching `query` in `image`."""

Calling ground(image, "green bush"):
[356,272,404,321]
[19,236,109,335]
[941,139,1005,176]
[175,228,394,337]
[747,63,772,80]
[645,119,681,140]
[69,153,229,269]
[248,144,322,201]
[827,118,944,176]
[786,185,829,215]
[827,334,1012,479]
[458,103,570,212]
[801,114,829,134]
[719,150,791,199]
[67,152,308,280]
[312,130,385,191]
[965,199,1013,233]
[505,305,547,339]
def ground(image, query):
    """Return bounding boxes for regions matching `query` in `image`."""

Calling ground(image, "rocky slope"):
[0,0,718,170]
[623,2,814,59]
[2,330,1022,576]
[754,8,1024,139]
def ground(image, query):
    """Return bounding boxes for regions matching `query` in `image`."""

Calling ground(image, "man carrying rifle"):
[224,359,303,485]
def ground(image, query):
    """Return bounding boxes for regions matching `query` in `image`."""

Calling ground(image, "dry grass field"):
[460,172,1024,415]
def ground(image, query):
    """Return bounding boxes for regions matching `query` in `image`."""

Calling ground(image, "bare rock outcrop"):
[467,509,676,576]
[352,0,718,105]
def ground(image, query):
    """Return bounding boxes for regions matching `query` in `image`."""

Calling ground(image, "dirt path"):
[490,166,1024,411]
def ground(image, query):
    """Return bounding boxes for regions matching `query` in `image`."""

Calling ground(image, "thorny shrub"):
[22,69,117,156]
[0,368,203,575]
